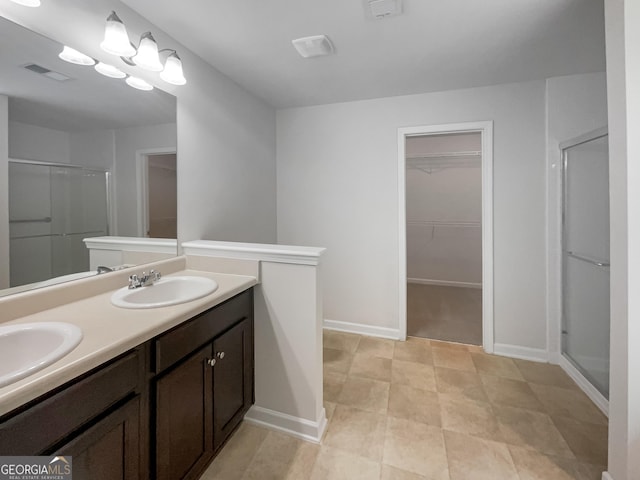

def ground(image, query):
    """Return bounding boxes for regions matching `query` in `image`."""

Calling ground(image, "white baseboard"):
[602,472,613,480]
[244,405,327,444]
[547,351,561,365]
[407,278,482,289]
[493,343,549,363]
[559,355,609,416]
[323,319,401,340]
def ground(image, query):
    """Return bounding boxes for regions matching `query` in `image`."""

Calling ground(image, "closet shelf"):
[406,151,480,174]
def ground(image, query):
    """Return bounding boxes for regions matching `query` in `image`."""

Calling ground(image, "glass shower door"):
[8,161,109,287]
[562,132,610,398]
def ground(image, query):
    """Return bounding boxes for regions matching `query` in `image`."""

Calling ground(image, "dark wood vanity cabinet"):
[154,289,254,480]
[53,396,142,480]
[212,317,253,451]
[0,348,149,480]
[0,288,254,480]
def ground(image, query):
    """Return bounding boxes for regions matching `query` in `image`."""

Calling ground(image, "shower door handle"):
[566,251,610,268]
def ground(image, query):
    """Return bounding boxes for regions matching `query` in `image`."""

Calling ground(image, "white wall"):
[0,96,8,289]
[406,133,482,286]
[277,80,547,348]
[604,1,640,479]
[69,129,114,169]
[545,71,608,361]
[8,121,70,163]
[1,0,277,246]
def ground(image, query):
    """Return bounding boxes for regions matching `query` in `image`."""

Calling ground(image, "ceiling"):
[122,0,606,108]
[0,16,176,132]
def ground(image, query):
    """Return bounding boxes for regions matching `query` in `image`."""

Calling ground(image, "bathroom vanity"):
[0,286,254,480]
[0,243,326,478]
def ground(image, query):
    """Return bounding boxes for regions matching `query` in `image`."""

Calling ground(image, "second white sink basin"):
[0,322,83,388]
[110,276,219,309]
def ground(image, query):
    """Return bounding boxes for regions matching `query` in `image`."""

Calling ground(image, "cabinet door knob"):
[207,358,216,367]
[216,352,225,359]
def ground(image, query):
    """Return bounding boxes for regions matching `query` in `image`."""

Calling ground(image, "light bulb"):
[95,62,126,79]
[125,76,153,91]
[100,11,136,57]
[160,52,186,85]
[58,46,96,66]
[132,32,163,72]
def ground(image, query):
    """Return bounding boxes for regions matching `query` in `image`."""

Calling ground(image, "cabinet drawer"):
[0,350,142,455]
[154,289,253,374]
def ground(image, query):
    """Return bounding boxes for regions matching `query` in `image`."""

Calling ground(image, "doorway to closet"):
[398,121,494,350]
[406,132,482,344]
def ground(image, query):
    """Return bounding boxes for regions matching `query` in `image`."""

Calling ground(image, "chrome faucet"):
[128,269,161,289]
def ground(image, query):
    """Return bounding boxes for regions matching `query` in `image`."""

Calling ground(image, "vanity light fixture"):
[8,0,41,7]
[94,62,126,79]
[100,11,137,57]
[159,52,186,86]
[100,11,187,86]
[125,75,153,91]
[132,32,163,71]
[58,46,96,66]
[56,37,153,91]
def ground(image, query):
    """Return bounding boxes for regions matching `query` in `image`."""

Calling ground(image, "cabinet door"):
[155,345,213,480]
[212,318,253,450]
[52,396,141,480]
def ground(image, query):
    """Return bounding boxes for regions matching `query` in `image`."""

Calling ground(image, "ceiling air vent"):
[364,0,403,19]
[23,63,71,81]
[292,35,335,58]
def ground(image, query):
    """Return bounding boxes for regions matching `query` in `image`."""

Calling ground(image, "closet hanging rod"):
[406,151,481,160]
[407,220,481,227]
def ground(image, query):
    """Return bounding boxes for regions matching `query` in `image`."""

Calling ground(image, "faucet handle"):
[150,270,162,281]
[128,274,139,289]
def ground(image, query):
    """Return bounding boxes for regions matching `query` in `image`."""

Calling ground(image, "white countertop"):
[0,269,257,416]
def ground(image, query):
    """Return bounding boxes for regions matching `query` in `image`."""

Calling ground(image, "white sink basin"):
[110,276,219,309]
[0,322,83,388]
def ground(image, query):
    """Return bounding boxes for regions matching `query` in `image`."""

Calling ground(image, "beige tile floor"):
[407,284,483,345]
[202,331,608,480]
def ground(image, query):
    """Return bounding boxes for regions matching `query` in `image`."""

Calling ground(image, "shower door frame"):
[558,126,609,414]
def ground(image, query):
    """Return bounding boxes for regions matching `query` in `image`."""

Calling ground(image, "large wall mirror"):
[0,15,177,297]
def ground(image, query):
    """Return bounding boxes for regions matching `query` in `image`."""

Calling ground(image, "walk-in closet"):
[405,132,482,344]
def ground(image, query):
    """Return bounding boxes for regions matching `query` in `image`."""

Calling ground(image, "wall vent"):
[23,63,71,81]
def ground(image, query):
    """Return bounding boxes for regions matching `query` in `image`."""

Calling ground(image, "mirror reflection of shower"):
[8,160,109,288]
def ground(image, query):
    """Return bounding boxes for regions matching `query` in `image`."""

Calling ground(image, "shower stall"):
[561,128,610,399]
[8,159,110,288]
